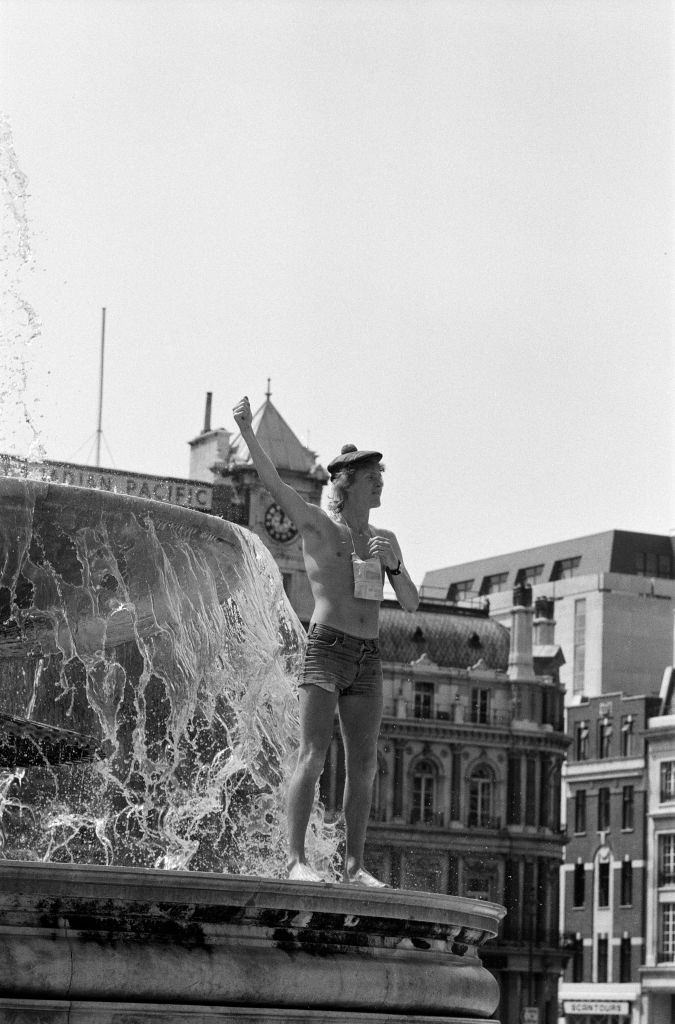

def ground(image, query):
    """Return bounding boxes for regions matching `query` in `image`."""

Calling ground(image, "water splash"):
[0,115,44,461]
[0,479,340,878]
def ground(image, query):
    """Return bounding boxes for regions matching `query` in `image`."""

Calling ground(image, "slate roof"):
[231,398,322,474]
[378,600,510,672]
[422,530,675,597]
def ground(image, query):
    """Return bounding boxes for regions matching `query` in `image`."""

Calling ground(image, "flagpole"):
[95,307,106,467]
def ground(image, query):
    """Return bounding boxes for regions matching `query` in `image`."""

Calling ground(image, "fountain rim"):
[0,474,240,541]
[0,859,505,933]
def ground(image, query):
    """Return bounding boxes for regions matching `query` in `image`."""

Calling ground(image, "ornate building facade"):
[191,391,570,1024]
[318,589,569,1024]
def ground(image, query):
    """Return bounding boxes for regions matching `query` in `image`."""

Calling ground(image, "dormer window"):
[447,580,474,602]
[480,571,509,595]
[550,556,581,580]
[515,565,544,586]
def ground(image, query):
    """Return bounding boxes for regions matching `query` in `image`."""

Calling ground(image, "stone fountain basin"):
[0,860,504,1022]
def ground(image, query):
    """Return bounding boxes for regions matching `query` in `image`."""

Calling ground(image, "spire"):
[265,378,272,400]
[231,393,319,473]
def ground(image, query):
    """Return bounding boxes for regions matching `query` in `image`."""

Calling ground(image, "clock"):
[264,503,298,543]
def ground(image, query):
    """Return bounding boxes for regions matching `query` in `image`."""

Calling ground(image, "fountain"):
[0,121,503,1022]
[0,476,504,1022]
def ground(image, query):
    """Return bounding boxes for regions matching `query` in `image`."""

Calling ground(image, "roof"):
[378,600,510,671]
[422,530,675,597]
[231,398,321,474]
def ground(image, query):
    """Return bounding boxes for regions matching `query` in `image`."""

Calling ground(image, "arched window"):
[370,755,388,822]
[411,758,436,824]
[468,764,495,828]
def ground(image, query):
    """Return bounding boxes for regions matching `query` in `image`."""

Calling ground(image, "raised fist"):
[233,396,252,431]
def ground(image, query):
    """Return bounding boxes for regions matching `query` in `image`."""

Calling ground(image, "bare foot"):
[343,867,390,888]
[288,861,324,883]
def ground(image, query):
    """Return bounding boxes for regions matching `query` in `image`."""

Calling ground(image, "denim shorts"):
[300,622,383,697]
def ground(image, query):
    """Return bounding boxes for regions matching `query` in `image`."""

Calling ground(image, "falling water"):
[0,115,44,462]
[0,480,340,878]
[0,122,340,880]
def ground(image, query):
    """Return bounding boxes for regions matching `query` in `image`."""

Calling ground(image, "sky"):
[1,0,673,586]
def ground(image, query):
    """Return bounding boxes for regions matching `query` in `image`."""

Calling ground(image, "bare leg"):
[338,687,387,886]
[287,684,338,880]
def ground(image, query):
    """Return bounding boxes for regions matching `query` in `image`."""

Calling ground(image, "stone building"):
[641,667,675,1024]
[196,391,570,1024]
[421,532,675,708]
[560,692,661,1024]
[319,587,569,1024]
[189,389,328,624]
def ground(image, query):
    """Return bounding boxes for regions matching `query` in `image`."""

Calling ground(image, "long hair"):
[327,459,385,516]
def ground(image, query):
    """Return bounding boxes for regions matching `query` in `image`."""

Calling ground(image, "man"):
[233,396,419,886]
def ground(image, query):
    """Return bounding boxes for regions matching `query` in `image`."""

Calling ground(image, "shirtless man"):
[233,396,419,886]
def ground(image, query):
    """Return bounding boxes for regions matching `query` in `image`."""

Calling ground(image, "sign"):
[0,456,213,510]
[564,1001,629,1016]
[522,1008,539,1024]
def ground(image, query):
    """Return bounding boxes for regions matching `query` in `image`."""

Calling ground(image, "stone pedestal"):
[0,861,504,1022]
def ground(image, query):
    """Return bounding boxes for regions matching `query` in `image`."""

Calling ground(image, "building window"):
[619,936,632,982]
[550,556,581,580]
[525,757,537,826]
[659,904,675,963]
[573,863,585,907]
[480,571,509,595]
[598,861,610,907]
[574,789,587,833]
[573,598,586,694]
[597,934,608,982]
[448,579,474,602]
[598,717,613,759]
[470,688,490,724]
[622,786,634,830]
[620,715,634,756]
[468,765,495,828]
[411,759,436,824]
[620,861,633,905]
[465,872,494,902]
[634,551,672,578]
[575,721,589,760]
[515,564,544,586]
[572,937,584,982]
[598,787,610,831]
[659,834,675,886]
[507,755,521,825]
[661,761,675,802]
[413,682,434,720]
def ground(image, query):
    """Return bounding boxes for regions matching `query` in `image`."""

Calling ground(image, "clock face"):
[264,503,298,543]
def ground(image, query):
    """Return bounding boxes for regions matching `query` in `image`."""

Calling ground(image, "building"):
[197,391,570,1024]
[560,692,661,1024]
[422,532,675,707]
[319,586,569,1024]
[641,666,675,1024]
[189,389,328,623]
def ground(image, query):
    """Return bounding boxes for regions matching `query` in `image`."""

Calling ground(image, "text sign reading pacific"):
[0,456,213,510]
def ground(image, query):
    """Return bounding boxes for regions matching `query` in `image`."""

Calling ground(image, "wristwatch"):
[387,560,402,576]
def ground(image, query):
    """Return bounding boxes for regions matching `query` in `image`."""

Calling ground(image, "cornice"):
[380,716,568,753]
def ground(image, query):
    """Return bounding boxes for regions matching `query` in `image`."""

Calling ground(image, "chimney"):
[203,392,213,434]
[533,596,556,646]
[507,583,535,681]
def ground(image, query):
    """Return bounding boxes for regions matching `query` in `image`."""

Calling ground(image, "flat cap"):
[327,444,383,478]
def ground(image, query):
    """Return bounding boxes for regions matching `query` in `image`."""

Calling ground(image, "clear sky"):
[1,0,673,586]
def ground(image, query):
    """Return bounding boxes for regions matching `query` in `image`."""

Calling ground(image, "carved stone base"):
[0,861,504,1022]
